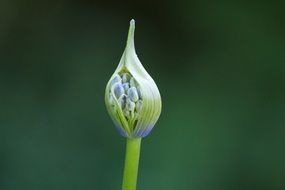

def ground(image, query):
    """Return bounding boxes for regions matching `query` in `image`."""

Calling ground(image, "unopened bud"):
[105,19,162,138]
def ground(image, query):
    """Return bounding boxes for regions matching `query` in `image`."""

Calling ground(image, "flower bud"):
[105,19,162,138]
[122,83,130,92]
[128,87,139,102]
[113,83,124,99]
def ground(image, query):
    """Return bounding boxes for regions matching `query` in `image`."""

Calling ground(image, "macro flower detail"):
[105,19,162,138]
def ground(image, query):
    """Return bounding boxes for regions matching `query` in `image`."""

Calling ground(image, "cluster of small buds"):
[109,73,142,123]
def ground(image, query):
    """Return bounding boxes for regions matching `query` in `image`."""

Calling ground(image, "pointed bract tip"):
[130,19,135,26]
[126,19,135,48]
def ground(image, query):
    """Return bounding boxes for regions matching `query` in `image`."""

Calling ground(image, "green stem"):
[122,138,142,190]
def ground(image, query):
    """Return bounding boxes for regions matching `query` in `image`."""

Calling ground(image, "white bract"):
[105,19,162,138]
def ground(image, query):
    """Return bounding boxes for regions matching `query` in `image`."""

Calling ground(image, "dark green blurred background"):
[1,0,285,189]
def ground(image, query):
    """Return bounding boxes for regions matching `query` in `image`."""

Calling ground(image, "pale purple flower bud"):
[113,83,124,99]
[128,87,139,102]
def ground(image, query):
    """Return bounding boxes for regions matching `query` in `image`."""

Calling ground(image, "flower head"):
[105,19,162,138]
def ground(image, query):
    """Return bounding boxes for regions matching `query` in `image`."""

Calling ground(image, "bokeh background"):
[1,0,285,189]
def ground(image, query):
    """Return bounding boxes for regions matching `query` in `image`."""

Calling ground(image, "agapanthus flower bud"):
[105,19,162,138]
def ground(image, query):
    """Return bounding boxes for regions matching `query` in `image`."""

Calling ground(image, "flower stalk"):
[122,138,141,190]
